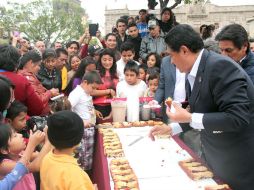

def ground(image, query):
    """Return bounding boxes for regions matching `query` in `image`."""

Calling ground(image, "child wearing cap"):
[40,110,94,190]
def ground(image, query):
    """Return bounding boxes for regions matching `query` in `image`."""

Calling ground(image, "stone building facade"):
[105,2,254,37]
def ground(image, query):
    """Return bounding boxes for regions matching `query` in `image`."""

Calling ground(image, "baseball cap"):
[148,19,159,29]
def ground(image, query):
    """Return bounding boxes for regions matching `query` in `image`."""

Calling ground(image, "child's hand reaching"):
[28,130,45,148]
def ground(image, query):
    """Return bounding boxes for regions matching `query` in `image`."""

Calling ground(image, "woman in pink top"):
[91,49,119,122]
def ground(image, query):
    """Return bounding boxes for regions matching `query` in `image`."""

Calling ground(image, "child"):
[6,101,27,134]
[117,61,147,121]
[146,67,160,83]
[40,111,94,190]
[144,72,160,97]
[145,52,161,70]
[117,42,140,81]
[68,71,102,174]
[117,60,147,98]
[138,64,148,82]
[0,124,46,190]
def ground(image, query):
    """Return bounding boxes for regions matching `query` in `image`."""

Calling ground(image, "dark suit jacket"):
[155,56,176,103]
[241,50,254,84]
[154,56,176,122]
[180,49,254,190]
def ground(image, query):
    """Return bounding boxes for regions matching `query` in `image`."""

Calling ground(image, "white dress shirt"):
[171,49,205,135]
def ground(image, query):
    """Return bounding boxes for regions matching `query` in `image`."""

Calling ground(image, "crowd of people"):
[0,5,254,190]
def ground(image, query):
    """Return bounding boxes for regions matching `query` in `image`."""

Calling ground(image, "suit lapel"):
[189,49,209,108]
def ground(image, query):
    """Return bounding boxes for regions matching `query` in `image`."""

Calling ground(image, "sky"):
[81,0,254,32]
[1,0,254,32]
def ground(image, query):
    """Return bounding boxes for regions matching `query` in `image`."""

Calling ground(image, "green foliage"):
[0,0,86,46]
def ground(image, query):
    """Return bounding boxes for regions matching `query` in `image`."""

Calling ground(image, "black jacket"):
[37,64,62,91]
[180,49,254,190]
[126,34,142,61]
[240,50,254,84]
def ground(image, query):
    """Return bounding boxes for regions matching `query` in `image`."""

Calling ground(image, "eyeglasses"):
[220,48,236,53]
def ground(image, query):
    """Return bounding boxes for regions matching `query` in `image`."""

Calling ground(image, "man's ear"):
[180,45,190,54]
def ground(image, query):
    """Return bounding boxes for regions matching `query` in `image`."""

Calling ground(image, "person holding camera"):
[0,75,51,190]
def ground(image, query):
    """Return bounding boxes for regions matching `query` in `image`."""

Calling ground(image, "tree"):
[148,0,194,10]
[0,5,19,39]
[0,0,86,46]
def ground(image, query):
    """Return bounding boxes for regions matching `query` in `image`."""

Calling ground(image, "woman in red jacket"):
[0,45,44,116]
[17,50,59,115]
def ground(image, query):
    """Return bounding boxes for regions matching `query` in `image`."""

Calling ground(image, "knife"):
[128,136,144,146]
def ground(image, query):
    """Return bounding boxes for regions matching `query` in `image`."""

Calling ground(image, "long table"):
[91,127,222,190]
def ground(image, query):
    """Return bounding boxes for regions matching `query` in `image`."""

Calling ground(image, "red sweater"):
[0,71,44,116]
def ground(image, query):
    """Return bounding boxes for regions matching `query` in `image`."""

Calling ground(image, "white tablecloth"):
[107,127,218,190]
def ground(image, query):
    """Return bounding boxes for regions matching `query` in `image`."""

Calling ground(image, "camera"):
[26,116,47,132]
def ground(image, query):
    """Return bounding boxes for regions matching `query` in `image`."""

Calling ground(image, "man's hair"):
[127,22,138,29]
[55,48,68,58]
[0,45,20,71]
[139,9,147,14]
[18,50,42,70]
[6,101,27,120]
[120,42,135,53]
[82,70,103,84]
[215,24,249,51]
[65,41,80,50]
[42,48,56,60]
[105,33,117,41]
[165,24,204,53]
[204,39,220,54]
[116,18,127,27]
[124,60,139,75]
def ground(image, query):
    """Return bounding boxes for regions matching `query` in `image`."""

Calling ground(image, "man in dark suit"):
[215,24,254,84]
[150,24,254,190]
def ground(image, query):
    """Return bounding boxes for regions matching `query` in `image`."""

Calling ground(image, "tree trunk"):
[169,0,182,10]
[148,0,183,11]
